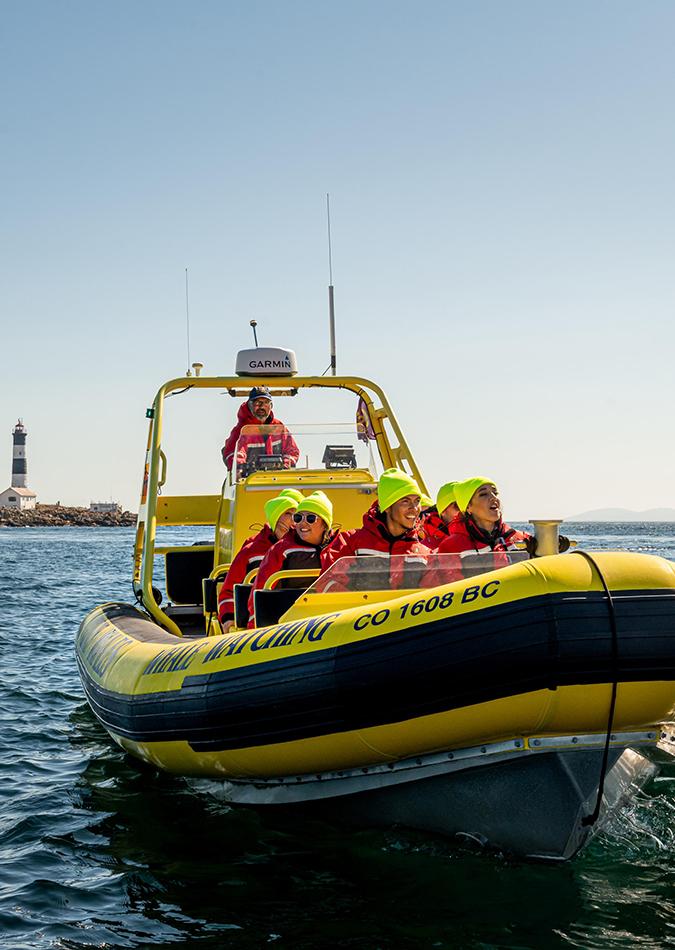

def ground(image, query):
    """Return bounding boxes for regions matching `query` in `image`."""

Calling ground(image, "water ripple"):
[2,525,675,948]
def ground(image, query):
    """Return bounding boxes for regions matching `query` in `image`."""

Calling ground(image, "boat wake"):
[596,782,675,861]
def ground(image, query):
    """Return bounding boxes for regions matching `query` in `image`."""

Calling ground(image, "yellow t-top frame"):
[132,373,428,637]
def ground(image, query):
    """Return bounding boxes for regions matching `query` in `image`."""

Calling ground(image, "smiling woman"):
[246,491,341,624]
[292,491,334,545]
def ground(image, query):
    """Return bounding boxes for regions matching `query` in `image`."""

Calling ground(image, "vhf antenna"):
[185,267,192,376]
[250,319,259,347]
[327,193,337,375]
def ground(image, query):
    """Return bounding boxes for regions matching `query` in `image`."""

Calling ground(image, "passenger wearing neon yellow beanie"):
[325,469,431,591]
[377,467,420,511]
[294,490,333,539]
[437,481,459,522]
[374,468,425,538]
[420,480,460,549]
[437,477,532,557]
[264,489,305,533]
[454,477,496,516]
[247,491,341,626]
[217,490,302,630]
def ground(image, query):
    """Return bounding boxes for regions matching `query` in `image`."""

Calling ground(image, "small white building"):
[0,486,37,510]
[90,501,122,514]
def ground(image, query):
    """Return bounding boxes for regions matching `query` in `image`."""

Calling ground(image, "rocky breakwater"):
[0,504,137,527]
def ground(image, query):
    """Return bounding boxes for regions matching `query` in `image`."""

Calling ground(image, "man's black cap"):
[248,386,272,402]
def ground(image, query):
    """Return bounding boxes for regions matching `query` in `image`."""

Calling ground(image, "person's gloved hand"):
[524,535,538,557]
[283,457,293,469]
[558,535,571,553]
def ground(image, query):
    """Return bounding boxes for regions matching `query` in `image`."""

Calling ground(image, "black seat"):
[202,562,230,616]
[253,588,304,627]
[165,548,214,604]
[233,583,253,629]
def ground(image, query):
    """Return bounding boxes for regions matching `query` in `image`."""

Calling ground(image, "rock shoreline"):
[0,504,137,527]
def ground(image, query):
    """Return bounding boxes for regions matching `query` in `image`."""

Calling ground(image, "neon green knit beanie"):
[377,468,422,512]
[296,491,333,530]
[277,488,305,505]
[436,481,458,516]
[455,477,497,513]
[264,493,300,532]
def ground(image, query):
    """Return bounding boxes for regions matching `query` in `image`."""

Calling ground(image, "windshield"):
[233,423,378,481]
[304,551,531,594]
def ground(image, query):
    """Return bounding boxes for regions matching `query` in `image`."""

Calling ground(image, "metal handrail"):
[262,569,320,590]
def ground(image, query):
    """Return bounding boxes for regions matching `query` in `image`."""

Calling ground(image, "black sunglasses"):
[292,512,318,524]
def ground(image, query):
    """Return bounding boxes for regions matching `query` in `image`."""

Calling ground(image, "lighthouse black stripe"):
[12,460,27,474]
[76,589,675,751]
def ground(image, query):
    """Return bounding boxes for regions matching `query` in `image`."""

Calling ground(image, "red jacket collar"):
[362,502,423,544]
[250,524,277,546]
[277,528,337,552]
[457,514,516,548]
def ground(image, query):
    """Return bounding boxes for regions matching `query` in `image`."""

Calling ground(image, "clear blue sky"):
[2,1,674,517]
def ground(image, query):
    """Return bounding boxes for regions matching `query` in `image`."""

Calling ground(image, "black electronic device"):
[240,445,284,477]
[256,454,284,471]
[322,444,357,469]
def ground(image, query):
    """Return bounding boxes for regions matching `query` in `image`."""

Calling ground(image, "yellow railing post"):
[140,385,183,637]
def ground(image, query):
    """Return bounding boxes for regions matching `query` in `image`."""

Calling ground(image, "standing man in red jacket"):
[221,387,300,475]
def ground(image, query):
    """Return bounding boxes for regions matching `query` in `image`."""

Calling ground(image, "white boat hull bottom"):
[215,744,664,861]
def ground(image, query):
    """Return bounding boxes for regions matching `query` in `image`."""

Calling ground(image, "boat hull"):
[261,748,658,862]
[217,733,670,860]
[76,552,675,858]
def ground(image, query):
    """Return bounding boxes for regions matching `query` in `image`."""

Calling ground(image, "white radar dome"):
[235,347,298,376]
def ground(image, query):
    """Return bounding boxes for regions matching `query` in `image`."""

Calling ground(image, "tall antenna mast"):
[185,267,192,376]
[327,193,337,375]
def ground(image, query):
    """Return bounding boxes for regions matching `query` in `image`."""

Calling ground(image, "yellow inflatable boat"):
[77,347,675,861]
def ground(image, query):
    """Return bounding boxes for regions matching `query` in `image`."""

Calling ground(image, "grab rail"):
[208,563,231,581]
[263,569,320,590]
[158,450,167,488]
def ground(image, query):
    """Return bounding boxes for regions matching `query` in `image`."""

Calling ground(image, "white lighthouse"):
[0,419,37,510]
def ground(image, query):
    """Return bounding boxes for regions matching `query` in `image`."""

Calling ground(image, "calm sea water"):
[2,524,675,950]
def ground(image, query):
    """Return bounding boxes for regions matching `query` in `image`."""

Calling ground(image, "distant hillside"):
[566,507,675,522]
